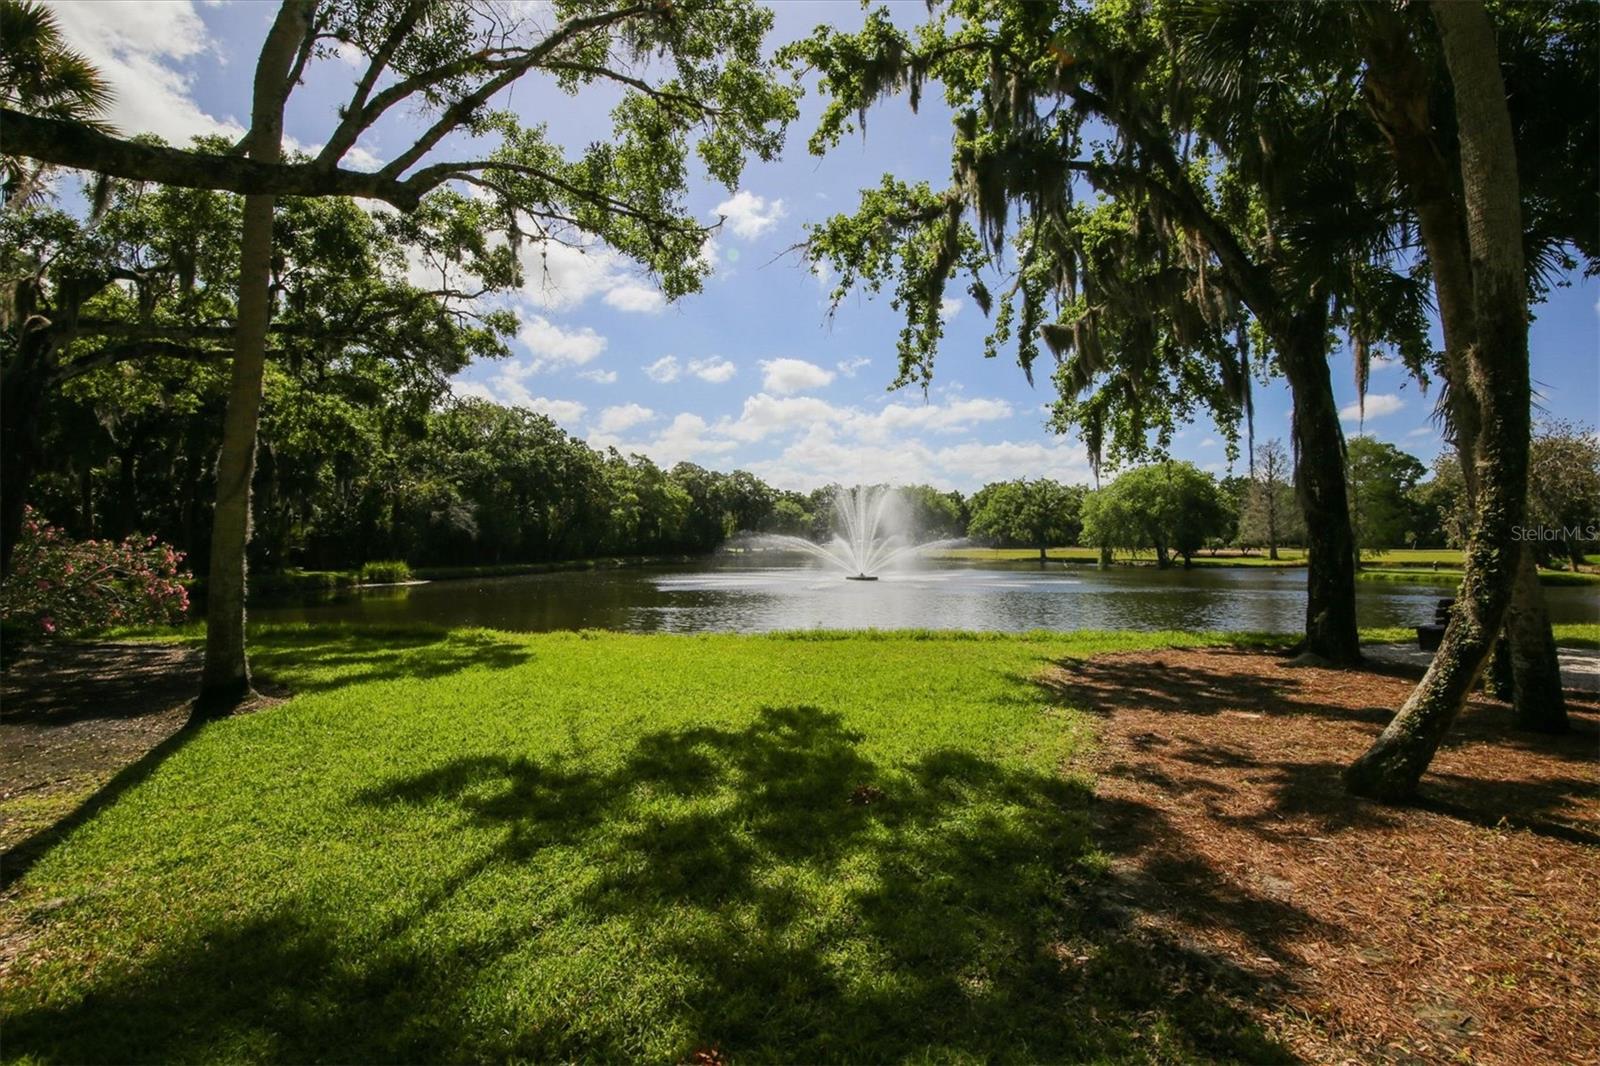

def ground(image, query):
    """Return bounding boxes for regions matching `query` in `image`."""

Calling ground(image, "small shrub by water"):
[358,560,412,584]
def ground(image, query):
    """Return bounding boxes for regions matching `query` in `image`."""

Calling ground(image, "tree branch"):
[0,110,428,207]
[314,0,428,169]
[373,3,654,181]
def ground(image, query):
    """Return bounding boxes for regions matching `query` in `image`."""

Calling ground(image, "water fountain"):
[735,485,962,580]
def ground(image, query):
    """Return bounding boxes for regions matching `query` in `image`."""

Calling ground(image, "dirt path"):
[1047,649,1600,1064]
[0,642,201,856]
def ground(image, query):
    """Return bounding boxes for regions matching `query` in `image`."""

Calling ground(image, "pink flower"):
[40,617,56,635]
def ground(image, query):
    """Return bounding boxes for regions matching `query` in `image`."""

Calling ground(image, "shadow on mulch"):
[1,642,203,727]
[1044,647,1600,1063]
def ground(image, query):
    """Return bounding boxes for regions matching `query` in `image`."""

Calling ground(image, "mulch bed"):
[1045,649,1600,1065]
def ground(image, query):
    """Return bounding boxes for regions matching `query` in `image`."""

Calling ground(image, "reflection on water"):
[249,557,1600,635]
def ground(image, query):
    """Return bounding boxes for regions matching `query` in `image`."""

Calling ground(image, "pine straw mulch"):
[1043,649,1599,1065]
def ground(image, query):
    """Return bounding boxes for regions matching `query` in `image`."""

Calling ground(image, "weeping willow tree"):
[789,0,1432,665]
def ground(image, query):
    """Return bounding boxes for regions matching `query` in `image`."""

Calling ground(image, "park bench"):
[1416,598,1454,651]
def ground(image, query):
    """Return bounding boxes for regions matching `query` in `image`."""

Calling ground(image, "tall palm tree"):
[0,0,113,209]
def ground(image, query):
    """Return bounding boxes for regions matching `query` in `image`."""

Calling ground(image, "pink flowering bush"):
[1,507,191,639]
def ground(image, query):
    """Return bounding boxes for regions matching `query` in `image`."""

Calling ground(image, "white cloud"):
[719,393,841,442]
[519,241,661,313]
[520,243,619,310]
[717,392,1013,445]
[452,376,584,424]
[836,357,871,378]
[1405,425,1437,439]
[645,356,681,383]
[688,357,737,383]
[1339,393,1405,422]
[333,40,365,67]
[761,358,835,395]
[452,380,497,403]
[47,1,243,144]
[596,403,655,433]
[939,297,963,321]
[342,144,383,171]
[712,190,786,240]
[744,426,1092,493]
[699,236,721,272]
[518,315,606,367]
[578,384,1062,492]
[592,413,736,467]
[603,282,665,314]
[855,397,1013,442]
[655,414,736,461]
[579,369,618,384]
[527,396,587,423]
[931,439,1093,487]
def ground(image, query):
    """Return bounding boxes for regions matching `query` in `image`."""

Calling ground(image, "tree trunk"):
[1362,11,1566,729]
[1504,543,1566,731]
[115,443,138,538]
[197,1,309,715]
[1346,0,1532,799]
[1278,305,1362,666]
[0,361,46,576]
[1037,543,1047,564]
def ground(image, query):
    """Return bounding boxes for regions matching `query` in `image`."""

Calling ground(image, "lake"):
[250,557,1600,635]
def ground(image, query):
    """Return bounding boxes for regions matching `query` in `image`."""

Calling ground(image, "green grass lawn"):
[2,626,1287,1064]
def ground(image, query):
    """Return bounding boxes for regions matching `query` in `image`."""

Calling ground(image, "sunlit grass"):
[2,626,1285,1063]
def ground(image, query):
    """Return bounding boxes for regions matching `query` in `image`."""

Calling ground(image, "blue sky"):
[47,0,1599,492]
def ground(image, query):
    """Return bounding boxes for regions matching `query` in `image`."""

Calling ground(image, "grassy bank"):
[931,546,1596,586]
[232,554,699,597]
[3,626,1290,1063]
[1354,567,1600,588]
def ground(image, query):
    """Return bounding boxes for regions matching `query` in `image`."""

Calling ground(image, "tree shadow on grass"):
[4,705,1302,1063]
[246,625,535,695]
[1,628,534,892]
[0,726,202,892]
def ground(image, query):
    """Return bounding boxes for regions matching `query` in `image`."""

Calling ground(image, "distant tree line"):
[972,427,1598,569]
[22,298,1596,580]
